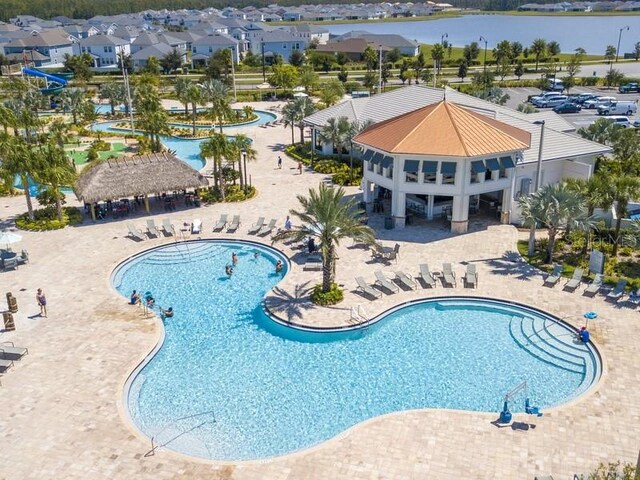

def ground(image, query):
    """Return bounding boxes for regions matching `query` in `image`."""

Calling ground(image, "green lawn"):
[66,142,128,166]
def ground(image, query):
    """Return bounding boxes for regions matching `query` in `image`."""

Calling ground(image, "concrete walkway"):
[0,106,638,479]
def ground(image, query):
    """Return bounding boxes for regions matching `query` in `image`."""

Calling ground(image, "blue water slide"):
[22,67,68,92]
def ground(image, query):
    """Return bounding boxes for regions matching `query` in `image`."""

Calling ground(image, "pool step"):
[142,244,228,266]
[509,317,584,374]
[522,317,585,367]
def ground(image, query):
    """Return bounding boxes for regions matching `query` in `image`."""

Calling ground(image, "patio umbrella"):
[0,231,22,250]
[293,92,309,98]
[292,86,306,92]
[256,82,271,90]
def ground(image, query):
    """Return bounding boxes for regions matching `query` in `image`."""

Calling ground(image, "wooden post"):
[144,195,150,213]
[90,203,96,221]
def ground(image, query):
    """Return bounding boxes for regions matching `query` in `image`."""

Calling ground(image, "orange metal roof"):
[353,100,531,157]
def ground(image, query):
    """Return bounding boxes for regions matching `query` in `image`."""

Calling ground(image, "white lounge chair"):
[191,219,202,234]
[375,271,399,294]
[544,264,563,287]
[258,219,277,236]
[162,218,175,236]
[248,217,265,234]
[395,271,416,290]
[563,267,584,291]
[0,341,28,361]
[303,253,323,271]
[464,264,478,288]
[227,215,240,232]
[355,277,381,299]
[607,279,627,302]
[584,273,603,296]
[127,222,145,241]
[146,219,160,238]
[442,263,456,287]
[419,264,437,288]
[213,214,228,232]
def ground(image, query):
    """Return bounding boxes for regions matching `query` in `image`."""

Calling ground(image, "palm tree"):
[281,101,298,145]
[228,134,256,191]
[566,175,609,253]
[201,79,232,133]
[272,184,376,293]
[48,118,70,148]
[175,77,192,116]
[318,116,351,162]
[99,81,126,116]
[242,105,254,121]
[293,97,315,144]
[530,38,548,72]
[200,132,231,201]
[61,88,89,125]
[0,135,40,219]
[184,83,204,136]
[577,118,622,146]
[0,102,16,135]
[347,119,374,182]
[134,84,169,152]
[518,182,590,263]
[34,143,77,222]
[598,172,640,256]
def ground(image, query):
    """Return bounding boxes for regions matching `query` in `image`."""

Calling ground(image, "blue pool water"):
[116,241,600,461]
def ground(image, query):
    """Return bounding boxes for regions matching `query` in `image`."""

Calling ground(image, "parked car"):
[537,95,568,108]
[618,83,640,93]
[605,116,632,128]
[573,93,599,105]
[633,118,640,128]
[547,79,565,92]
[530,91,562,106]
[583,96,616,109]
[597,100,638,116]
[553,102,582,113]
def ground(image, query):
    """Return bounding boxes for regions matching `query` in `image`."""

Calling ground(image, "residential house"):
[249,30,307,63]
[335,31,419,56]
[2,29,75,67]
[131,42,186,70]
[130,32,186,54]
[190,32,239,66]
[73,35,130,69]
[289,24,330,44]
[316,38,391,61]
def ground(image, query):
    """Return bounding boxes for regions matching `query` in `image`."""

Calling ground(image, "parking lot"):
[501,86,640,129]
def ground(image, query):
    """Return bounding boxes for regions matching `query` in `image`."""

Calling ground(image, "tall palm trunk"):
[217,158,226,201]
[298,125,305,144]
[322,244,335,292]
[547,227,558,264]
[613,212,623,256]
[21,174,35,220]
[110,102,116,116]
[55,192,63,222]
[238,156,244,190]
[192,103,197,136]
[290,124,295,145]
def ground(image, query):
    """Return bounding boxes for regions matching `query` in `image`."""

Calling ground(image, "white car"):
[537,96,568,108]
[531,91,562,107]
[583,96,616,109]
[607,116,632,128]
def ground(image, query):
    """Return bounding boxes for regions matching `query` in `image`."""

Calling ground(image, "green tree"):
[413,51,426,83]
[463,42,480,64]
[142,56,161,75]
[184,82,204,136]
[605,44,617,64]
[605,68,625,88]
[514,61,525,80]
[495,58,512,81]
[34,143,76,222]
[493,40,513,64]
[281,100,299,145]
[134,84,168,152]
[99,81,126,116]
[318,116,351,161]
[174,77,192,115]
[566,175,610,254]
[282,97,315,145]
[347,119,373,182]
[61,88,89,125]
[386,48,401,64]
[272,184,376,294]
[530,38,547,72]
[562,51,583,93]
[206,49,233,82]
[430,44,445,74]
[511,41,523,61]
[584,461,637,480]
[63,53,94,81]
[318,79,344,107]
[160,48,183,74]
[0,135,39,219]
[228,133,256,191]
[547,41,561,58]
[268,64,299,92]
[518,182,589,262]
[288,49,305,67]
[635,42,640,61]
[335,52,348,66]
[577,118,623,145]
[200,132,231,201]
[457,61,468,82]
[597,170,640,256]
[47,117,70,148]
[337,67,348,83]
[201,79,232,134]
[298,66,319,92]
[363,45,377,71]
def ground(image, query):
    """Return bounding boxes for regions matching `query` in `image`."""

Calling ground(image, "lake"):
[325,15,640,54]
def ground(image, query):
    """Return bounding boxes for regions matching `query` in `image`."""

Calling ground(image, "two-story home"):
[2,29,75,67]
[73,34,131,69]
[190,32,239,66]
[130,32,186,54]
[249,29,308,63]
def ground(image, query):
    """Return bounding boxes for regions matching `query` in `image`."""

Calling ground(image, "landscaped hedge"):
[284,144,361,186]
[311,282,344,306]
[16,207,83,231]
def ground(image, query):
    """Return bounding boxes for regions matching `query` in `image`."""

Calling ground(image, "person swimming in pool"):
[146,296,155,308]
[275,260,283,273]
[225,265,233,276]
[130,290,141,305]
[162,307,174,318]
[232,252,238,265]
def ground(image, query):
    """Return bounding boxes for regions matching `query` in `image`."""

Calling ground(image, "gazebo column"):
[392,191,406,228]
[451,195,469,233]
[362,179,373,207]
[427,195,434,221]
[90,203,96,222]
[144,195,150,213]
[501,187,512,224]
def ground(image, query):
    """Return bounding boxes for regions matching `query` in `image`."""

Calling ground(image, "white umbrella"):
[293,86,306,92]
[0,231,22,250]
[293,92,309,98]
[256,82,271,90]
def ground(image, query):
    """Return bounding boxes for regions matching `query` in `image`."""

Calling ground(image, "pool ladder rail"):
[350,304,371,329]
[146,409,217,457]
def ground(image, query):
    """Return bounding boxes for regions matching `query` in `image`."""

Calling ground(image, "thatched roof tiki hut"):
[74,153,209,220]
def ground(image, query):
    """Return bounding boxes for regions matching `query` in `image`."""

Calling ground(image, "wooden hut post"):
[90,203,96,221]
[144,194,150,213]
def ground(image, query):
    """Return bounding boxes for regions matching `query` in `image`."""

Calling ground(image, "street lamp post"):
[120,49,134,133]
[441,33,448,46]
[229,47,237,103]
[378,44,383,94]
[242,150,248,191]
[479,36,489,97]
[615,25,630,63]
[528,120,545,257]
[260,39,266,82]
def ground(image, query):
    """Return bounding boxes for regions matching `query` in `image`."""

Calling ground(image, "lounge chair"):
[583,273,603,296]
[303,253,323,271]
[2,257,18,271]
[606,279,628,301]
[628,289,640,307]
[127,222,145,241]
[442,263,456,287]
[191,218,202,234]
[146,219,160,238]
[258,219,277,236]
[563,267,584,291]
[17,249,29,264]
[419,264,437,288]
[0,342,28,361]
[162,218,175,236]
[227,215,240,232]
[0,357,14,372]
[374,270,399,294]
[386,243,400,263]
[355,276,381,299]
[213,214,228,232]
[395,271,416,290]
[463,264,478,288]
[248,217,265,234]
[544,264,563,287]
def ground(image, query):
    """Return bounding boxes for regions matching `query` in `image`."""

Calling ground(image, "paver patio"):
[0,104,638,479]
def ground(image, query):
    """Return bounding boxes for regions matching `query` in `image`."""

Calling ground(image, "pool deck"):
[1,102,638,479]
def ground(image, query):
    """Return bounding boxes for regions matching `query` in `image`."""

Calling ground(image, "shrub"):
[92,139,110,151]
[311,283,344,306]
[332,170,362,186]
[15,207,83,231]
[86,147,99,162]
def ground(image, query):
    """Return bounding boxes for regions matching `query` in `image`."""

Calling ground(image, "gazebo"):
[74,153,209,220]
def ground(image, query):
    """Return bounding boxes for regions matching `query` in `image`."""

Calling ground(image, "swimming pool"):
[116,240,601,461]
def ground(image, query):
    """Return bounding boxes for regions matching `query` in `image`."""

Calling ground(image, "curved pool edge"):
[113,243,605,464]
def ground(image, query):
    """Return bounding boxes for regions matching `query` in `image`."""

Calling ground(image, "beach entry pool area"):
[115,241,601,461]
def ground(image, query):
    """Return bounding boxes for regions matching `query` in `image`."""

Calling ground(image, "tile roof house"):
[305,85,610,232]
